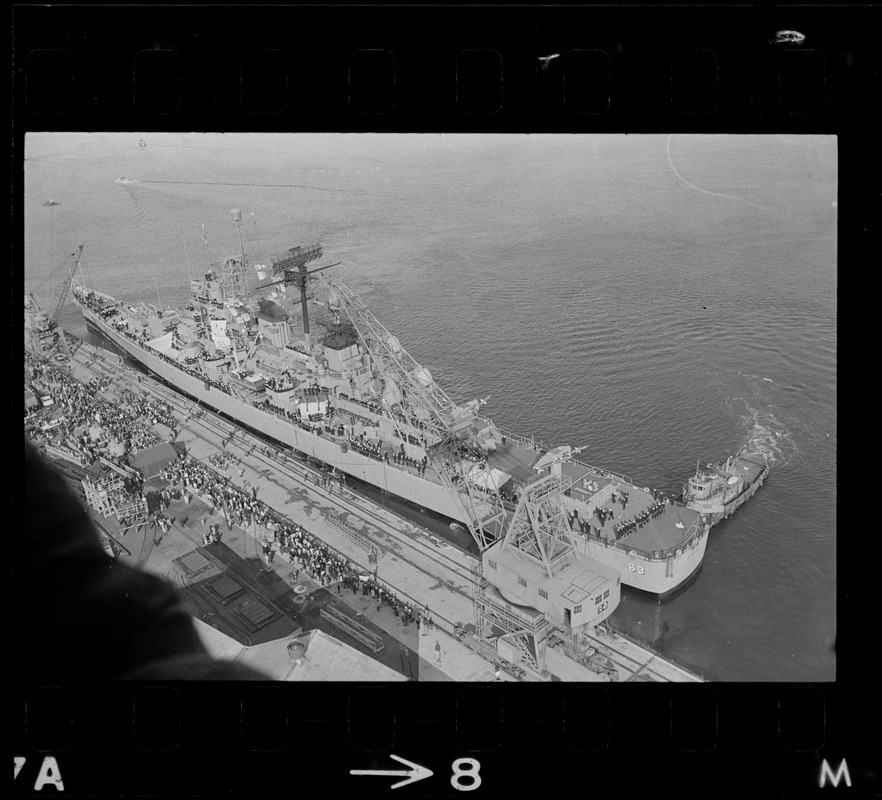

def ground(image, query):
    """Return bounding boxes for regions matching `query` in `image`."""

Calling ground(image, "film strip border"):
[12,5,867,131]
[14,683,864,796]
[12,5,879,798]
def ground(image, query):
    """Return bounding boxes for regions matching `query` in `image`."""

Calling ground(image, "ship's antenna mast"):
[267,245,339,351]
[180,221,193,284]
[201,225,212,267]
[231,208,246,263]
[150,259,163,310]
[250,212,262,257]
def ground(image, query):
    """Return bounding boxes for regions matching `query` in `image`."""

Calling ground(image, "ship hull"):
[582,526,709,597]
[79,301,703,596]
[81,305,468,520]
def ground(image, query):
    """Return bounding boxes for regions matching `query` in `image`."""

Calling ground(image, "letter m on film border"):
[819,759,851,788]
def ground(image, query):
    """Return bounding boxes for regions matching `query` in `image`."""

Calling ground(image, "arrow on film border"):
[350,753,434,789]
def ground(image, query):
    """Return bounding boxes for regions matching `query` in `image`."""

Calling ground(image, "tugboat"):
[682,454,769,523]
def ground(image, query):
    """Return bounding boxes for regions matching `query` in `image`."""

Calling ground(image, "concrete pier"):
[51,339,704,682]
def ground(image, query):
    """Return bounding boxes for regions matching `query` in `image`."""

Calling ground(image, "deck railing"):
[569,458,633,486]
[495,428,545,454]
[578,516,707,561]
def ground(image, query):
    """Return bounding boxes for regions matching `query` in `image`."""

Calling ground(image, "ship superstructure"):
[71,212,713,605]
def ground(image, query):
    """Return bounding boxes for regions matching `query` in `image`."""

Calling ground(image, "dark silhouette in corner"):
[17,439,267,681]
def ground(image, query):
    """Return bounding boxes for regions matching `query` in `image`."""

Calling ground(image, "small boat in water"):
[115,177,131,185]
[682,453,769,523]
[42,200,61,207]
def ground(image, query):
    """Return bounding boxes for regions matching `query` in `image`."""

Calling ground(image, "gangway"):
[323,513,383,560]
[320,605,385,653]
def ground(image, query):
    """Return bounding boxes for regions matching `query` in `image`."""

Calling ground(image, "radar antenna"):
[264,244,340,350]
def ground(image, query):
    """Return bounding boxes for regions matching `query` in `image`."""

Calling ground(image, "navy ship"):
[71,211,721,596]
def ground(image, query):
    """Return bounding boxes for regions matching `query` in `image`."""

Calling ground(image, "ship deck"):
[730,456,767,490]
[485,438,540,485]
[481,437,702,554]
[559,459,702,554]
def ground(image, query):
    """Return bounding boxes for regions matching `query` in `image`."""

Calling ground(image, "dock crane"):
[25,245,84,357]
[323,272,622,678]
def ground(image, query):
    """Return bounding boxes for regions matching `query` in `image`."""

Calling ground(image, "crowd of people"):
[392,442,429,475]
[348,433,386,461]
[343,572,424,627]
[594,504,614,527]
[346,433,431,478]
[148,509,173,535]
[263,375,295,393]
[337,391,382,416]
[208,449,241,473]
[125,393,178,434]
[267,497,428,629]
[566,509,600,538]
[25,351,166,461]
[262,400,330,437]
[612,499,666,541]
[76,287,119,322]
[391,428,428,449]
[301,384,331,398]
[160,454,272,530]
[26,335,439,639]
[159,453,426,628]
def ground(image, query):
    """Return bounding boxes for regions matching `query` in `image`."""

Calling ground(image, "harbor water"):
[24,132,837,681]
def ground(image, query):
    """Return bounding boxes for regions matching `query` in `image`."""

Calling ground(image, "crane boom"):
[51,245,84,324]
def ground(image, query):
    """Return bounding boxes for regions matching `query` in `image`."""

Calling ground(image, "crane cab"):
[482,543,621,634]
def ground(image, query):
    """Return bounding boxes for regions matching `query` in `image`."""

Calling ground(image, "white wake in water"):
[737,371,774,383]
[666,134,791,218]
[729,400,798,468]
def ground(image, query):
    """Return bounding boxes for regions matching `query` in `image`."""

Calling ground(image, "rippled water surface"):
[24,133,837,681]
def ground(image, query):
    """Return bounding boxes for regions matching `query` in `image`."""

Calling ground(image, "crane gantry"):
[25,245,84,357]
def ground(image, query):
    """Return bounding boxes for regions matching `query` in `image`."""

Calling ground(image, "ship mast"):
[231,208,246,263]
[267,245,339,350]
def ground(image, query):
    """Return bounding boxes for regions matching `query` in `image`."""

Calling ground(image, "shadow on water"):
[609,564,716,678]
